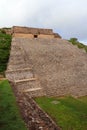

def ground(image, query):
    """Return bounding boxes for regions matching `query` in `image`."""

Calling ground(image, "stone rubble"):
[11,82,60,130]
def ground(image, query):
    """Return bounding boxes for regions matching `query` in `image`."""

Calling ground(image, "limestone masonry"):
[6,26,87,97]
[12,26,61,38]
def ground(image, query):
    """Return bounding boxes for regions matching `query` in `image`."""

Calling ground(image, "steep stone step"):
[6,68,34,81]
[14,79,45,97]
[23,87,42,92]
[15,78,36,83]
[15,79,41,91]
[24,88,45,97]
[7,64,32,71]
[6,67,32,72]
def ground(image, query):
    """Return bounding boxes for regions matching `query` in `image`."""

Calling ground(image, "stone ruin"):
[6,26,87,98]
[12,26,61,38]
[5,26,87,130]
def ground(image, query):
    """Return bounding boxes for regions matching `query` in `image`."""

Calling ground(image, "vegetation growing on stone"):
[69,38,87,52]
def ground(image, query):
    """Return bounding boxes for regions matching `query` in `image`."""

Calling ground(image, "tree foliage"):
[69,38,87,52]
[0,31,12,74]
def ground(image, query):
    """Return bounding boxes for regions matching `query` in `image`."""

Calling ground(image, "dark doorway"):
[34,35,38,38]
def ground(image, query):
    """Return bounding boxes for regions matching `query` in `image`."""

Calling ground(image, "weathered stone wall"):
[54,33,61,38]
[13,33,33,38]
[38,34,54,39]
[13,33,55,39]
[12,26,61,39]
[12,26,53,35]
[5,68,33,81]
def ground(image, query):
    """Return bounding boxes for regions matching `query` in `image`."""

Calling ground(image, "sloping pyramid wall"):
[6,29,87,97]
[6,38,45,97]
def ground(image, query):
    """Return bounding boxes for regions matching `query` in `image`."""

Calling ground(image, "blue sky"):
[0,0,87,44]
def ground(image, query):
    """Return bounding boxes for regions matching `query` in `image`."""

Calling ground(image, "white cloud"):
[0,0,87,44]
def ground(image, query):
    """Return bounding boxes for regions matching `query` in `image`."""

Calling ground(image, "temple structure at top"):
[12,26,61,39]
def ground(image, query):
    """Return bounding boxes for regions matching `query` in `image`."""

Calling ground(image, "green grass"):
[0,31,12,75]
[35,96,87,130]
[0,80,27,130]
[79,96,87,104]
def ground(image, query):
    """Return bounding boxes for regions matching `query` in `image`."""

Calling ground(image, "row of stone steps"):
[6,68,33,81]
[6,38,45,97]
[14,77,45,97]
[6,67,45,97]
[7,71,45,97]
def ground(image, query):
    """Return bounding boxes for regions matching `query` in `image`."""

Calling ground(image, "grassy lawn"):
[79,96,87,104]
[0,80,27,130]
[35,96,87,130]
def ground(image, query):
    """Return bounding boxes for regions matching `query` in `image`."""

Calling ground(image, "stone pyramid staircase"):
[6,68,44,97]
[6,36,87,98]
[6,38,45,97]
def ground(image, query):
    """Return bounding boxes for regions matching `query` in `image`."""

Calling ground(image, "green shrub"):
[1,29,6,34]
[84,46,87,52]
[0,31,12,74]
[69,38,87,52]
